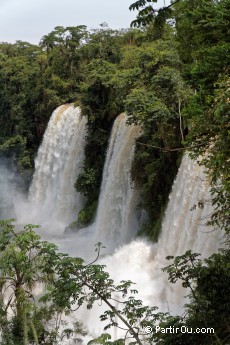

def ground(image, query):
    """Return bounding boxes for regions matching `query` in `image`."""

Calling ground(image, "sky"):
[0,0,140,44]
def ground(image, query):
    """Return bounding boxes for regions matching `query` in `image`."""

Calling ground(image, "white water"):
[93,113,142,251]
[48,112,142,259]
[16,104,87,234]
[92,155,222,325]
[64,154,222,342]
[1,105,222,343]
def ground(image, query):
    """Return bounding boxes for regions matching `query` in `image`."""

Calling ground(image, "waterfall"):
[68,154,222,341]
[157,154,218,258]
[23,108,221,327]
[50,112,142,258]
[19,104,87,233]
[100,155,222,316]
[2,104,222,343]
[93,113,142,251]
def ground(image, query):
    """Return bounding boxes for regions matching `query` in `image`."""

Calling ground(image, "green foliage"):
[0,222,161,344]
[185,77,230,232]
[160,249,230,345]
[0,220,88,345]
[129,0,177,32]
[120,36,187,239]
[73,29,130,223]
[175,0,230,63]
[128,0,230,236]
[0,221,229,345]
[77,200,98,227]
[0,39,72,176]
[125,88,171,125]
[0,7,229,344]
[174,0,229,233]
[0,2,229,345]
[0,24,188,235]
[89,334,127,344]
[0,220,56,344]
[51,250,164,345]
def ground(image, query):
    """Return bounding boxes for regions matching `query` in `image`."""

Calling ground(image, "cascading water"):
[2,104,222,343]
[93,113,142,251]
[48,112,142,258]
[100,155,222,317]
[65,154,222,342]
[157,154,219,257]
[17,104,87,233]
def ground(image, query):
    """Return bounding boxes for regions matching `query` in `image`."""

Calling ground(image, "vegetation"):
[0,25,186,233]
[1,2,228,233]
[0,220,229,345]
[129,0,230,233]
[0,0,229,344]
[0,220,80,345]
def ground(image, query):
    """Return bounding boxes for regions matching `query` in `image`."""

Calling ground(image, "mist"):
[0,157,28,220]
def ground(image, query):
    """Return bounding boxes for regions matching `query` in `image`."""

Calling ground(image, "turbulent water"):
[64,154,222,341]
[0,104,222,343]
[93,113,142,251]
[17,104,87,233]
[95,155,222,319]
[133,155,222,313]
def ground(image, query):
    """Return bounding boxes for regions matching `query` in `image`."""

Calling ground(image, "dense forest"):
[0,0,229,344]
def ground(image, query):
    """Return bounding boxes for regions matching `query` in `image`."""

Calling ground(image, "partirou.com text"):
[143,325,215,334]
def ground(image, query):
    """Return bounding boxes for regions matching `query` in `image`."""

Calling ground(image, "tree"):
[0,220,65,345]
[128,0,230,235]
[0,221,164,345]
[159,249,230,345]
[185,78,230,233]
[0,220,229,344]
[0,41,63,175]
[35,234,230,345]
[129,0,179,30]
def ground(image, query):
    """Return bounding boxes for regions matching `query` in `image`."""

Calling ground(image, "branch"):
[136,141,209,152]
[4,292,14,312]
[129,0,180,13]
[85,242,104,266]
[150,0,180,13]
[178,98,184,142]
[85,282,143,345]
